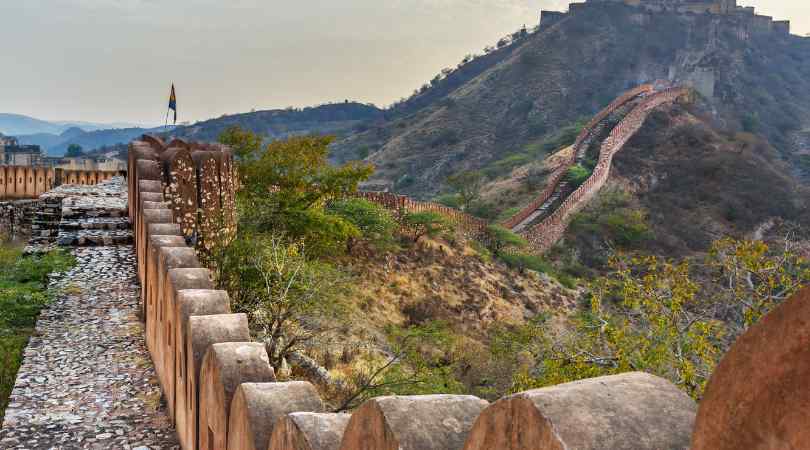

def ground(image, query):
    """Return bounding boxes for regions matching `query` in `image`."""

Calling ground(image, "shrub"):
[404,211,454,243]
[498,252,552,274]
[434,193,463,209]
[327,199,397,250]
[566,164,592,188]
[485,225,528,256]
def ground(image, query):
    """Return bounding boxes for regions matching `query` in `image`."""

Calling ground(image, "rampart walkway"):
[0,178,178,449]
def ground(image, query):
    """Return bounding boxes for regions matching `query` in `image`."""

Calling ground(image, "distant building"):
[54,155,127,171]
[0,135,44,166]
[542,0,791,36]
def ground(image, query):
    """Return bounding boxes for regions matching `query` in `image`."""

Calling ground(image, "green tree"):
[221,235,347,368]
[566,164,591,187]
[708,237,810,335]
[65,144,84,157]
[485,225,528,256]
[327,198,397,252]
[497,237,810,400]
[232,132,373,256]
[447,170,485,211]
[219,125,263,162]
[403,211,454,243]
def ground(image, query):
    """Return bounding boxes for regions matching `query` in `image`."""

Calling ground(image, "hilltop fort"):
[542,0,792,36]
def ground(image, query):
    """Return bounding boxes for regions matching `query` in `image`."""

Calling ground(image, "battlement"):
[541,0,792,36]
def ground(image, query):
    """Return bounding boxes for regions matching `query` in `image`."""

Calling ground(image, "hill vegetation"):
[168,101,382,143]
[209,125,809,408]
[0,245,75,420]
[330,4,810,198]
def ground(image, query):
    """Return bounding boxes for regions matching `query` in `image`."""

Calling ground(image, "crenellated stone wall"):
[0,165,119,200]
[130,127,810,449]
[501,84,655,231]
[523,87,691,253]
[129,135,703,450]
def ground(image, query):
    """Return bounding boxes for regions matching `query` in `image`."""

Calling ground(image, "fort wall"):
[0,166,118,200]
[501,84,655,231]
[130,128,808,449]
[523,87,690,253]
[543,0,792,37]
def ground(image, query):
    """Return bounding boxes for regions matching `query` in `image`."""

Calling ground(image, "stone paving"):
[0,178,179,449]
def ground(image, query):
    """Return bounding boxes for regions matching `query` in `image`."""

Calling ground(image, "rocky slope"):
[331,4,810,197]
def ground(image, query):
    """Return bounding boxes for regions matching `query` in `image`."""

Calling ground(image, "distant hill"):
[0,113,142,136]
[16,127,154,156]
[166,101,383,143]
[8,102,382,156]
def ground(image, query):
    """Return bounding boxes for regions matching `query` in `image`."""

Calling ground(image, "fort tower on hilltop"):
[541,0,792,36]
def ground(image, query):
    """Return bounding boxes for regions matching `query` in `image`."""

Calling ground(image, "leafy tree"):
[566,164,591,187]
[65,144,84,157]
[327,198,397,252]
[708,237,810,335]
[485,225,528,256]
[403,211,454,243]
[219,125,263,162]
[497,237,809,400]
[220,235,347,368]
[230,130,373,256]
[447,170,485,211]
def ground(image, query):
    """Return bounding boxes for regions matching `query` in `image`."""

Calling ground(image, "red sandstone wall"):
[353,191,489,240]
[523,88,690,253]
[0,166,120,200]
[500,84,654,230]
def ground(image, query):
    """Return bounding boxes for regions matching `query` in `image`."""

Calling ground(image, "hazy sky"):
[1,0,807,126]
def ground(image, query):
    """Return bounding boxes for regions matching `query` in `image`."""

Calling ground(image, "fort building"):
[541,0,792,36]
[0,135,44,166]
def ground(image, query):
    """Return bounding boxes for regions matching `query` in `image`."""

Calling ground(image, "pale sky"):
[0,0,806,126]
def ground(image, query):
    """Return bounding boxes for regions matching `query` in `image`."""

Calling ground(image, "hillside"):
[166,101,383,143]
[544,100,809,272]
[331,4,810,198]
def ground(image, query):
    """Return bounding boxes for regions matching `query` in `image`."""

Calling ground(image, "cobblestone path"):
[0,179,179,449]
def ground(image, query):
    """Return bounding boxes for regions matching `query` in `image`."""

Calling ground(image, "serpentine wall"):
[353,191,489,241]
[130,129,809,449]
[520,87,691,253]
[501,84,655,231]
[0,166,118,200]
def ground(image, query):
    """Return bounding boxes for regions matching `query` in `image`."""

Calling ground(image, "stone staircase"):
[26,179,133,250]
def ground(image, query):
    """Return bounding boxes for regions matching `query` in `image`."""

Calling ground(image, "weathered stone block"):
[340,395,488,450]
[174,289,232,449]
[691,287,810,450]
[162,268,214,423]
[183,313,250,450]
[269,412,352,450]
[227,382,324,450]
[199,342,276,450]
[463,372,696,450]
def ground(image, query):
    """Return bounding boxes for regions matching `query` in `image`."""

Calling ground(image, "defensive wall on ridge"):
[499,85,690,253]
[501,84,655,231]
[524,87,690,252]
[130,123,808,448]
